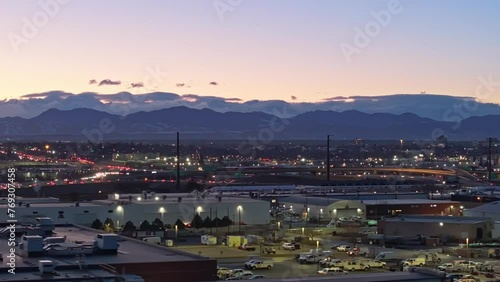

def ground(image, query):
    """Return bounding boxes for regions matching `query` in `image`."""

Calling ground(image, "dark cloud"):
[323,96,350,101]
[225,98,243,102]
[89,79,97,85]
[291,95,297,100]
[98,79,121,86]
[182,94,199,99]
[131,82,144,88]
[176,83,185,87]
[209,81,218,86]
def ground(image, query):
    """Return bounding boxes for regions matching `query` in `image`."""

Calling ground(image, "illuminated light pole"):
[400,139,403,150]
[175,225,178,240]
[237,206,242,233]
[466,238,469,259]
[159,207,165,222]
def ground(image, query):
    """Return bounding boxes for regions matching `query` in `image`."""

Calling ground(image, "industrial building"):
[464,201,500,239]
[0,225,216,282]
[275,195,459,220]
[378,215,493,241]
[0,193,270,228]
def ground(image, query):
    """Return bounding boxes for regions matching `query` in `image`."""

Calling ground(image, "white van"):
[142,237,161,245]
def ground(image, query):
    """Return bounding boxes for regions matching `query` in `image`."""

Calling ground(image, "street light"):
[301,227,305,236]
[400,139,403,150]
[277,221,281,230]
[316,240,320,250]
[237,206,242,233]
[466,238,469,259]
[175,225,178,240]
[159,207,165,222]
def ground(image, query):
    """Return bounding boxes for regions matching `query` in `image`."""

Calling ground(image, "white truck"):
[247,260,273,270]
[401,257,426,267]
[340,261,369,271]
[357,259,386,268]
[201,235,217,245]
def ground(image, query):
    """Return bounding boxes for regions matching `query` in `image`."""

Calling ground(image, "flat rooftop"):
[0,268,122,281]
[99,194,264,205]
[0,202,101,208]
[466,201,500,214]
[0,226,209,271]
[384,215,491,224]
[361,199,458,205]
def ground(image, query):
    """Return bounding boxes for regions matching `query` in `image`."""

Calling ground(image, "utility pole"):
[327,135,331,183]
[488,137,493,182]
[176,132,180,190]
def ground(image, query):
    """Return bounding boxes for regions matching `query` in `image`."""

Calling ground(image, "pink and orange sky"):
[1,0,499,103]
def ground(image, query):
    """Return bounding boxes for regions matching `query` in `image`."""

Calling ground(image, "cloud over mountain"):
[1,91,500,121]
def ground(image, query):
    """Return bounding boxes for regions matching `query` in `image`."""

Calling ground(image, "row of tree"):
[90,213,234,232]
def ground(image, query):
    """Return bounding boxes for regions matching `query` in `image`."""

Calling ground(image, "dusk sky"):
[1,0,499,103]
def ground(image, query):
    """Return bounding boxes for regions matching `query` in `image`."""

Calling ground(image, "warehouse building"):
[0,193,270,228]
[276,196,459,220]
[378,215,493,241]
[464,201,500,239]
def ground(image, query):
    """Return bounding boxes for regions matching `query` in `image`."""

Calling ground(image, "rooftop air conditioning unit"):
[38,260,56,275]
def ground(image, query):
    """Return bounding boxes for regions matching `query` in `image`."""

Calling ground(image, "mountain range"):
[2,91,500,121]
[0,107,498,141]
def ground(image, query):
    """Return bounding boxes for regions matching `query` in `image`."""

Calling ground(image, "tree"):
[202,216,212,228]
[123,221,136,232]
[220,216,233,227]
[91,219,103,230]
[152,218,165,230]
[174,219,186,230]
[140,220,152,231]
[104,218,115,232]
[191,213,204,229]
[211,217,221,228]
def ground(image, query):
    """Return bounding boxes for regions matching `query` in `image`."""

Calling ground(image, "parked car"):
[282,243,295,251]
[244,260,259,269]
[263,247,276,254]
[438,263,457,272]
[336,245,352,252]
[317,267,348,275]
[359,260,386,268]
[444,273,463,282]
[247,260,273,270]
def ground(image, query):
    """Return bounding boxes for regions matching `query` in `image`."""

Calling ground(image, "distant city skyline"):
[1,0,500,103]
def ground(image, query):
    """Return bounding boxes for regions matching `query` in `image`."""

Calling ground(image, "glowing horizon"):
[1,0,500,103]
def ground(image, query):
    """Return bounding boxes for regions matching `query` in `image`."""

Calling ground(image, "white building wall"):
[0,201,270,227]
